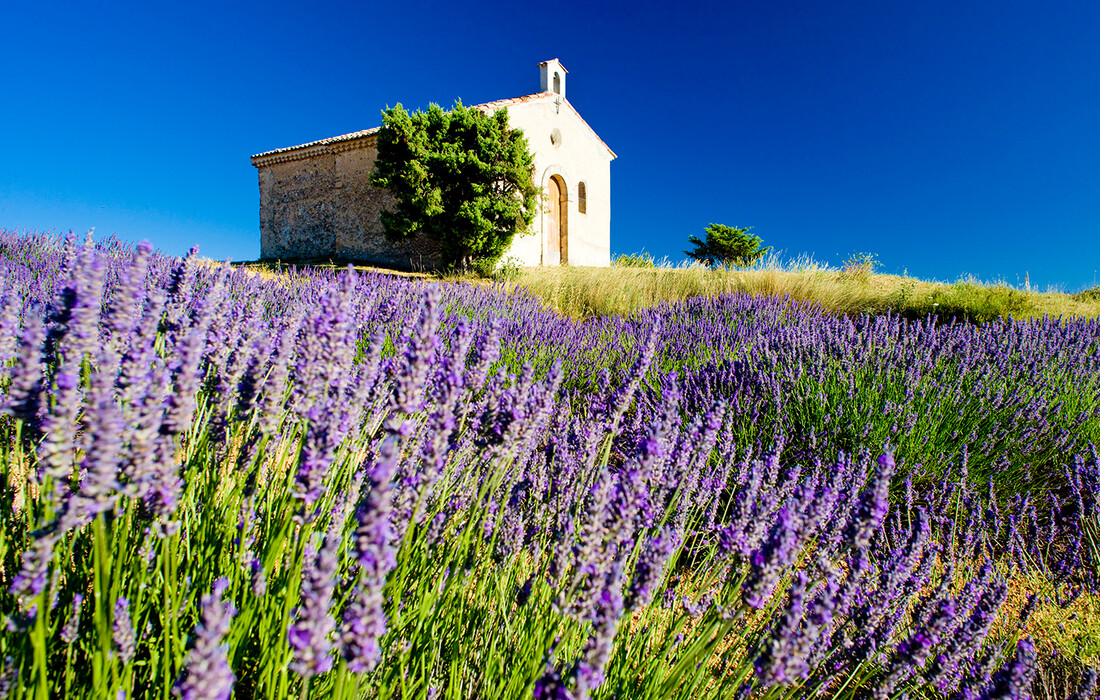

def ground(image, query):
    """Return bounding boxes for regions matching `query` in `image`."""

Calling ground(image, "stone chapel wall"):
[257,138,441,270]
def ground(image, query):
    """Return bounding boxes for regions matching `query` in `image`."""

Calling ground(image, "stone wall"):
[256,137,441,270]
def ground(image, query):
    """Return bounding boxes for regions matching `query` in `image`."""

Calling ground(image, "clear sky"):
[3,1,1099,291]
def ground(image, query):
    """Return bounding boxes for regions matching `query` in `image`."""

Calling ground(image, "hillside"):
[507,261,1100,322]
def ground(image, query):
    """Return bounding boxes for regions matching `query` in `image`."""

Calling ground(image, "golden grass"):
[506,263,1100,322]
[231,256,1100,323]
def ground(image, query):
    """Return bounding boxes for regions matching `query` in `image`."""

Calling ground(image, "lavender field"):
[1,231,1099,699]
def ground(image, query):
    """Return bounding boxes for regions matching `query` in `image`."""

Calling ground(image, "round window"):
[550,128,562,147]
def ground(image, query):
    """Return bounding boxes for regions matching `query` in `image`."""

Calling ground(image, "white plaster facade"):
[250,59,616,270]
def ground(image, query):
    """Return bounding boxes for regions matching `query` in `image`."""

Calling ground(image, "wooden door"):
[547,177,561,265]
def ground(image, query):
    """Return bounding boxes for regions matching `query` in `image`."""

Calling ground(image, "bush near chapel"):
[370,101,540,271]
[685,224,771,268]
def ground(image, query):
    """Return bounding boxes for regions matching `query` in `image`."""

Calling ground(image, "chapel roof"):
[251,92,615,166]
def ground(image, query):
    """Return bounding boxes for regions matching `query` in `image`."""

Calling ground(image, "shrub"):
[371,101,539,271]
[685,224,771,268]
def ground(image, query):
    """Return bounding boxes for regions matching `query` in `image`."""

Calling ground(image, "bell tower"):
[539,58,567,99]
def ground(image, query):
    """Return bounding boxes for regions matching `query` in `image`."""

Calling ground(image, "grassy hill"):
[505,258,1100,322]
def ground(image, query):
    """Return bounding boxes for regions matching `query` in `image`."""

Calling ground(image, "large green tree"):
[370,101,539,270]
[684,224,772,268]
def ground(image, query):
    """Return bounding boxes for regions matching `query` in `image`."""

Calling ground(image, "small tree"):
[684,224,772,268]
[370,101,540,271]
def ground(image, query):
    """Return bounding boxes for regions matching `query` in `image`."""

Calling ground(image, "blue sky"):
[3,1,1099,291]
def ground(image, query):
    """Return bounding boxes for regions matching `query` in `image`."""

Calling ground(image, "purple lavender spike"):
[574,564,625,700]
[60,594,83,644]
[250,559,267,598]
[625,527,679,612]
[172,578,237,700]
[342,439,399,673]
[385,287,442,436]
[977,638,1036,700]
[113,597,136,665]
[846,452,896,551]
[0,656,17,697]
[35,362,82,481]
[533,642,575,700]
[74,356,126,519]
[465,316,501,392]
[3,315,46,425]
[8,533,56,603]
[288,513,344,678]
[1067,667,1098,700]
[930,571,1009,693]
[292,403,339,515]
[106,240,152,344]
[754,570,808,686]
[742,504,802,609]
[0,280,23,371]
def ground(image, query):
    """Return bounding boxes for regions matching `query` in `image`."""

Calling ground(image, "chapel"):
[250,59,616,270]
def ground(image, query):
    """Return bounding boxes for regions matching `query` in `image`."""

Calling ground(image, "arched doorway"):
[547,175,568,265]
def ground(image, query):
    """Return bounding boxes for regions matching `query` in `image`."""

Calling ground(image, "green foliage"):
[371,101,540,271]
[684,224,771,268]
[612,251,656,268]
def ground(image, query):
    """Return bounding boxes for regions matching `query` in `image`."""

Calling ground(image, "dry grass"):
[231,256,1100,324]
[506,262,1100,322]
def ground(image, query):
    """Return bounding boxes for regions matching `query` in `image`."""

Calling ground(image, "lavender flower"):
[250,558,267,598]
[742,504,802,609]
[113,597,136,665]
[385,287,442,434]
[74,358,126,519]
[931,571,1009,693]
[465,315,501,392]
[3,316,46,424]
[573,564,625,700]
[288,518,343,677]
[173,578,237,700]
[0,657,17,698]
[342,439,399,673]
[533,638,575,700]
[977,638,1036,700]
[8,534,56,603]
[533,665,575,700]
[625,527,679,611]
[754,571,808,686]
[0,280,23,370]
[60,594,84,644]
[339,580,387,674]
[106,240,152,343]
[1068,667,1098,700]
[35,362,82,480]
[846,452,896,552]
[874,597,957,699]
[292,403,340,515]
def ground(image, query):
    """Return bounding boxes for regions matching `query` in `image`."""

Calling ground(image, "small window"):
[577,182,587,214]
[553,72,561,94]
